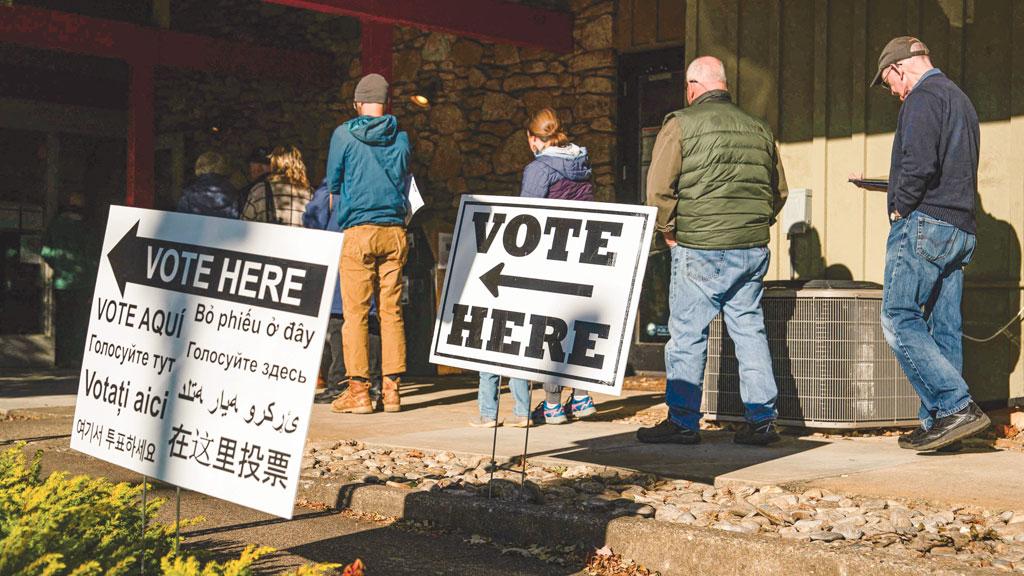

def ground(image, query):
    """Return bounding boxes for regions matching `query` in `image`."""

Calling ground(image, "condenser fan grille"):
[703,287,919,428]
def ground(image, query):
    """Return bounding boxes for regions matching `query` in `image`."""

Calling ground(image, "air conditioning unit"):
[703,280,920,429]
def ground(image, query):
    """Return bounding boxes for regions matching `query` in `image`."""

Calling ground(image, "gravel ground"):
[302,439,1024,573]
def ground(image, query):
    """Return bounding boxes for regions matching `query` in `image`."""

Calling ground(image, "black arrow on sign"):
[479,262,593,298]
[106,220,328,317]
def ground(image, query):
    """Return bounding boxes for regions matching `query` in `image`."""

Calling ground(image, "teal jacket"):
[325,115,410,230]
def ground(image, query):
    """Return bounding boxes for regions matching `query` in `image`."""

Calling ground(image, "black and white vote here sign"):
[430,195,656,396]
[70,206,342,518]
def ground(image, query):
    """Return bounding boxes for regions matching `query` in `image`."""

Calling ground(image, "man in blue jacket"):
[864,36,989,451]
[325,73,410,415]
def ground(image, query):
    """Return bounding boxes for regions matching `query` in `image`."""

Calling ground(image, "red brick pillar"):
[126,62,155,208]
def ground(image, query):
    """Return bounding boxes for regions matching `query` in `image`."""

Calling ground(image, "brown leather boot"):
[382,376,401,413]
[331,380,373,414]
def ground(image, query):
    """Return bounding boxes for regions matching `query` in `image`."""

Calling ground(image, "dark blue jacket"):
[177,174,240,219]
[520,144,594,201]
[302,180,376,318]
[326,115,410,230]
[888,69,979,233]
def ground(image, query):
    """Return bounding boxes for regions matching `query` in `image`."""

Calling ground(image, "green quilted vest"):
[667,91,776,249]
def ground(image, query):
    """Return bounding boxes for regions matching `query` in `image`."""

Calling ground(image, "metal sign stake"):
[486,378,502,499]
[519,380,534,497]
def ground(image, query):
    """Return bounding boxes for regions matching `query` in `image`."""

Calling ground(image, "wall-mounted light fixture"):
[409,76,442,109]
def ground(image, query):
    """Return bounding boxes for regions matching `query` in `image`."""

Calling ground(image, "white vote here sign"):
[71,206,342,519]
[430,195,656,396]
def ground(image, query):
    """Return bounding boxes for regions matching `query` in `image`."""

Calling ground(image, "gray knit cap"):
[354,73,389,104]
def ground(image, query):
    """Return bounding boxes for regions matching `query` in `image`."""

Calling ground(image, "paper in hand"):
[405,175,425,224]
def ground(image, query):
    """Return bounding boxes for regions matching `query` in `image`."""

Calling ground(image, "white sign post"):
[71,206,342,519]
[430,195,657,396]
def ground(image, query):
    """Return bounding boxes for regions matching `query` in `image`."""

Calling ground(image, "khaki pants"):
[340,224,408,379]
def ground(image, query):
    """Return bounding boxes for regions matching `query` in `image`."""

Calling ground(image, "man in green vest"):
[639,56,788,446]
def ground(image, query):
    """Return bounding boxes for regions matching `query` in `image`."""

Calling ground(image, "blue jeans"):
[665,245,778,430]
[881,211,976,429]
[478,373,532,419]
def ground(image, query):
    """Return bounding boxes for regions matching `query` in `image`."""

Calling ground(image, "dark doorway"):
[616,48,685,372]
[0,129,47,335]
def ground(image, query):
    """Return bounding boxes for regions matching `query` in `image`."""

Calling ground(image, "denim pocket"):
[685,249,725,282]
[914,216,957,263]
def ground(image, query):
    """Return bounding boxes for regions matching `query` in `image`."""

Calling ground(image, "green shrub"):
[0,445,341,575]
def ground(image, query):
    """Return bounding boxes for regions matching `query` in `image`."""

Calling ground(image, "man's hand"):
[662,230,677,247]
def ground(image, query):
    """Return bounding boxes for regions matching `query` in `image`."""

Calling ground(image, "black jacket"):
[888,69,979,233]
[177,174,240,219]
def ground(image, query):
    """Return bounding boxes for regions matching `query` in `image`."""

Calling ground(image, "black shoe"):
[910,403,990,452]
[734,420,780,446]
[898,427,963,452]
[636,419,701,444]
[898,426,926,449]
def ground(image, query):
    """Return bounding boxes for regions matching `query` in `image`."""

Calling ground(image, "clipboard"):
[848,177,888,192]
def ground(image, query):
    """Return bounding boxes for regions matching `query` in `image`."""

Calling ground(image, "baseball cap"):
[871,36,930,87]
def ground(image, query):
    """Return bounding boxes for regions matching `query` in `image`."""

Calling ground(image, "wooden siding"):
[619,0,1024,405]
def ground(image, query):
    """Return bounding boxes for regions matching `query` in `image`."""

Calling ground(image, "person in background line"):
[639,56,787,447]
[241,145,313,226]
[854,37,988,452]
[42,191,100,368]
[238,146,272,212]
[177,151,240,219]
[326,73,411,415]
[303,179,384,407]
[473,108,598,429]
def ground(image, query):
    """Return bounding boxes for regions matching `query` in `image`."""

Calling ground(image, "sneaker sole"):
[545,416,568,424]
[914,414,991,452]
[571,406,597,419]
[331,406,374,414]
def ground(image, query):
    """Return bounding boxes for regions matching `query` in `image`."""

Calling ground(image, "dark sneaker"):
[636,419,701,444]
[910,403,990,452]
[734,420,780,446]
[898,426,927,449]
[898,427,963,452]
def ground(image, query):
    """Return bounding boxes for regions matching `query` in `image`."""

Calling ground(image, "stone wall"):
[155,1,360,192]
[343,0,618,225]
[156,0,618,220]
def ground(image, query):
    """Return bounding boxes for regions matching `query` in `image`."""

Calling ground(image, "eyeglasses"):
[881,63,901,89]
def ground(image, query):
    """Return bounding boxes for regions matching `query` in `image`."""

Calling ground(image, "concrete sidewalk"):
[305,377,1024,512]
[4,370,1023,511]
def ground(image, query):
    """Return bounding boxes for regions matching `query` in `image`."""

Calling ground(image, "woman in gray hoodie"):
[473,109,597,428]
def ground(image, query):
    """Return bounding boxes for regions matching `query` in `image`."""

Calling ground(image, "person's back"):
[327,73,411,417]
[664,93,778,249]
[521,142,594,202]
[243,180,311,226]
[640,56,787,448]
[178,151,240,220]
[241,145,312,227]
[327,114,409,230]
